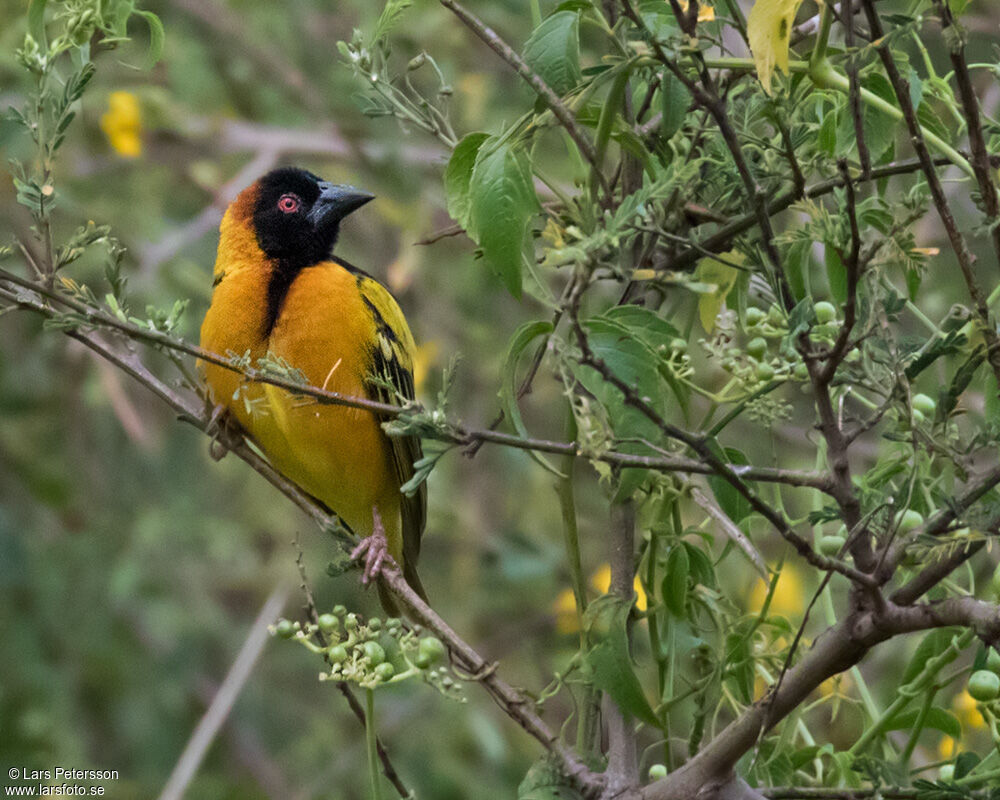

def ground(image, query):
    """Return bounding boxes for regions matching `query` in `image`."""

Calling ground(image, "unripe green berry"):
[670,338,688,354]
[968,669,1000,701]
[367,618,382,632]
[896,509,924,533]
[818,535,846,557]
[814,301,837,324]
[746,307,766,326]
[318,614,339,633]
[374,662,395,681]
[648,764,668,781]
[794,363,809,380]
[329,644,349,664]
[912,393,936,415]
[939,764,955,782]
[275,619,295,639]
[344,614,359,631]
[986,648,1000,675]
[333,605,347,617]
[746,337,767,359]
[363,641,386,665]
[418,636,446,665]
[756,362,776,381]
[767,304,784,326]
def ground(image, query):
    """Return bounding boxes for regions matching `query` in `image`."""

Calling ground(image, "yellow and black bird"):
[199,167,426,610]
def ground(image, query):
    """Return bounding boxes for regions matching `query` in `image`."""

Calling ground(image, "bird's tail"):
[377,566,427,618]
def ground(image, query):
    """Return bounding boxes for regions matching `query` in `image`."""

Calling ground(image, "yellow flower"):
[938,735,956,760]
[590,563,648,611]
[100,91,142,158]
[954,689,987,730]
[748,564,805,618]
[552,564,649,635]
[676,0,716,21]
[553,588,579,635]
[412,340,440,394]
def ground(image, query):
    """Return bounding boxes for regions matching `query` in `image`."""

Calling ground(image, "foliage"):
[4,0,1000,798]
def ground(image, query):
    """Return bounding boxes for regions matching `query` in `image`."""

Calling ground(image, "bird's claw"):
[206,403,243,461]
[351,506,396,585]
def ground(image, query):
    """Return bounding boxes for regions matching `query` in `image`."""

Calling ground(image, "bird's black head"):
[251,167,374,268]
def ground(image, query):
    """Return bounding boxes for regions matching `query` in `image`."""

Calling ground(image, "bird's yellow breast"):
[199,208,400,548]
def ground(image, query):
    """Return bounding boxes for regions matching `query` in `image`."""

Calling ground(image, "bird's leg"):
[206,403,243,461]
[350,506,395,585]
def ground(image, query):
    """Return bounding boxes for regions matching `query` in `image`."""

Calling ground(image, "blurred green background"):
[2,0,999,797]
[0,2,614,797]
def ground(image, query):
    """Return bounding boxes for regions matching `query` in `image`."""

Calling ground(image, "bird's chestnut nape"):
[251,166,374,269]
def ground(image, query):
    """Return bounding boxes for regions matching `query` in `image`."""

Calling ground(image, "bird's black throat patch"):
[252,168,331,338]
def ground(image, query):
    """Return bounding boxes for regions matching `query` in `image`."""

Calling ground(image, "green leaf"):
[660,72,690,140]
[901,629,959,687]
[724,629,755,703]
[784,239,810,301]
[600,305,688,415]
[937,347,985,422]
[955,751,980,779]
[135,10,165,70]
[500,321,562,477]
[707,445,754,523]
[684,542,716,589]
[445,132,490,229]
[373,0,414,41]
[522,11,582,96]
[694,251,744,332]
[824,243,847,306]
[885,707,961,739]
[583,595,660,728]
[838,73,899,162]
[818,110,837,157]
[661,545,689,617]
[747,0,806,94]
[468,139,540,298]
[985,373,1000,422]
[518,754,585,800]
[28,0,48,45]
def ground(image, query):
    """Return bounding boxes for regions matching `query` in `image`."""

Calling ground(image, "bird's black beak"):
[308,182,375,230]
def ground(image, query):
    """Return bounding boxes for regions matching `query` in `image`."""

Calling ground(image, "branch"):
[936,0,1000,275]
[0,280,605,799]
[605,501,639,796]
[158,586,291,800]
[664,156,961,273]
[569,306,876,589]
[377,563,605,797]
[643,594,1000,799]
[0,269,833,491]
[438,0,606,188]
[859,0,1000,387]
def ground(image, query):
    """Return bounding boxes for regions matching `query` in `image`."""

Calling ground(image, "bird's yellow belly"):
[261,381,398,541]
[200,261,403,556]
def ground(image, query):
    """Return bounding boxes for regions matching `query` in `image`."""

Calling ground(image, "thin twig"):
[438,0,606,190]
[158,585,291,800]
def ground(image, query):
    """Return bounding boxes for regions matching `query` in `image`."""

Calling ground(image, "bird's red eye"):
[277,194,300,213]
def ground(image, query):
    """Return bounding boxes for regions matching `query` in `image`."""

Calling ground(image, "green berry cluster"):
[717,301,843,387]
[270,606,460,698]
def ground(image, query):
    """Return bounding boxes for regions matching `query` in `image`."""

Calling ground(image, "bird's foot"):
[350,506,396,585]
[206,403,243,461]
